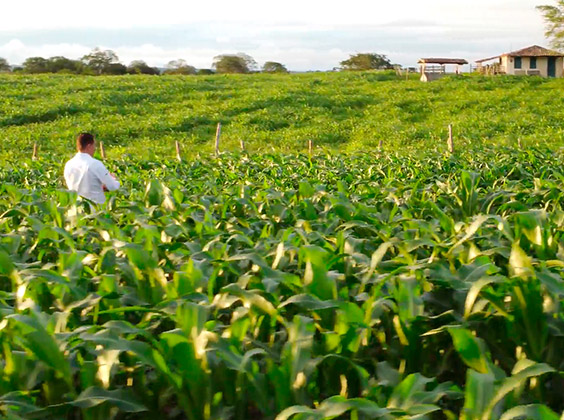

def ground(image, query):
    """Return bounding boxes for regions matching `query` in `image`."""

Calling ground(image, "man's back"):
[64,152,120,204]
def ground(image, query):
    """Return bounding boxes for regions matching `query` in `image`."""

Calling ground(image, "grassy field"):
[2,72,564,419]
[1,72,564,160]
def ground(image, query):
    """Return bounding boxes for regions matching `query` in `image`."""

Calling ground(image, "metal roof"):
[418,58,468,65]
[475,55,501,64]
[476,45,564,63]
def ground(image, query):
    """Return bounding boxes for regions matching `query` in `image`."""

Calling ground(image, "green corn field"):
[2,143,564,418]
[2,72,564,160]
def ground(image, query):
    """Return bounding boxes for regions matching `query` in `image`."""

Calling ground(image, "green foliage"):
[127,60,160,75]
[213,53,257,73]
[263,61,289,73]
[164,59,198,75]
[22,57,50,74]
[0,57,10,73]
[46,56,84,74]
[340,53,393,70]
[537,1,564,50]
[2,73,564,161]
[81,48,125,75]
[19,50,129,75]
[1,146,564,418]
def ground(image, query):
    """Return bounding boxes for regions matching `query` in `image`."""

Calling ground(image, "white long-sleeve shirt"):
[64,152,120,204]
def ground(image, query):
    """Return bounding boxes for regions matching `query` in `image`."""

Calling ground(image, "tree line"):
[0,48,396,75]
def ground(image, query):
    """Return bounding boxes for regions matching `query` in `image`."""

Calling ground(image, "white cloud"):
[0,39,91,64]
[116,44,220,68]
[0,40,215,68]
[1,39,26,54]
[0,0,549,70]
[0,25,548,71]
[0,39,349,70]
[1,0,545,31]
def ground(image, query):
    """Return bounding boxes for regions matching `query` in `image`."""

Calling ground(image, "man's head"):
[76,133,96,156]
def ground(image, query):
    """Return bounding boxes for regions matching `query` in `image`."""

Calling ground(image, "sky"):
[0,0,551,71]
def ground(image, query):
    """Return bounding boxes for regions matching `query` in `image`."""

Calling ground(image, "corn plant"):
[0,147,563,419]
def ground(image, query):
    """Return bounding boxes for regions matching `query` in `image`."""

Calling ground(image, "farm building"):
[418,58,468,82]
[475,45,564,77]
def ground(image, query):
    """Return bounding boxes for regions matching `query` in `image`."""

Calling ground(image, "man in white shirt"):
[64,133,120,204]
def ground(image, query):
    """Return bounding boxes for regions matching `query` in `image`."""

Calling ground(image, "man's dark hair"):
[77,133,95,151]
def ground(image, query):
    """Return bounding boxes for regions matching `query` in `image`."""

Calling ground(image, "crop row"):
[1,148,564,419]
[2,73,564,161]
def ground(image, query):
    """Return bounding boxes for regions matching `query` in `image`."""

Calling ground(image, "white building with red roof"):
[476,45,564,78]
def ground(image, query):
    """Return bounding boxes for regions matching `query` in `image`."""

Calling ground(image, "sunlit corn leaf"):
[8,313,73,388]
[499,404,560,420]
[457,171,481,217]
[448,327,490,374]
[387,373,453,416]
[461,369,496,420]
[69,387,147,412]
[275,396,387,420]
[301,245,337,301]
[483,360,555,419]
[221,284,277,316]
[278,294,339,311]
[509,242,534,279]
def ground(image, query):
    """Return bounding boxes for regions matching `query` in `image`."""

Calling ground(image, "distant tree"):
[128,60,160,75]
[46,56,82,73]
[104,63,127,75]
[262,61,288,73]
[22,57,49,73]
[537,1,564,50]
[197,68,215,75]
[212,53,257,74]
[81,48,120,75]
[0,57,10,72]
[164,59,197,75]
[340,53,393,71]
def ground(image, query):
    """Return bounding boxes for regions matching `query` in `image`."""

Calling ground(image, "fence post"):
[240,139,245,151]
[175,141,182,161]
[215,122,222,156]
[447,124,454,154]
[100,141,106,160]
[378,139,383,151]
[32,143,38,160]
[308,140,313,155]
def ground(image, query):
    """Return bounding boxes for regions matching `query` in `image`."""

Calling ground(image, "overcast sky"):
[0,0,550,71]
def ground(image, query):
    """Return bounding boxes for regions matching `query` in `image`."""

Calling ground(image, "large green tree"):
[46,56,82,73]
[22,57,49,73]
[103,63,127,75]
[127,60,160,75]
[164,59,197,75]
[537,1,564,50]
[262,61,288,73]
[340,53,393,71]
[212,53,257,74]
[81,48,120,75]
